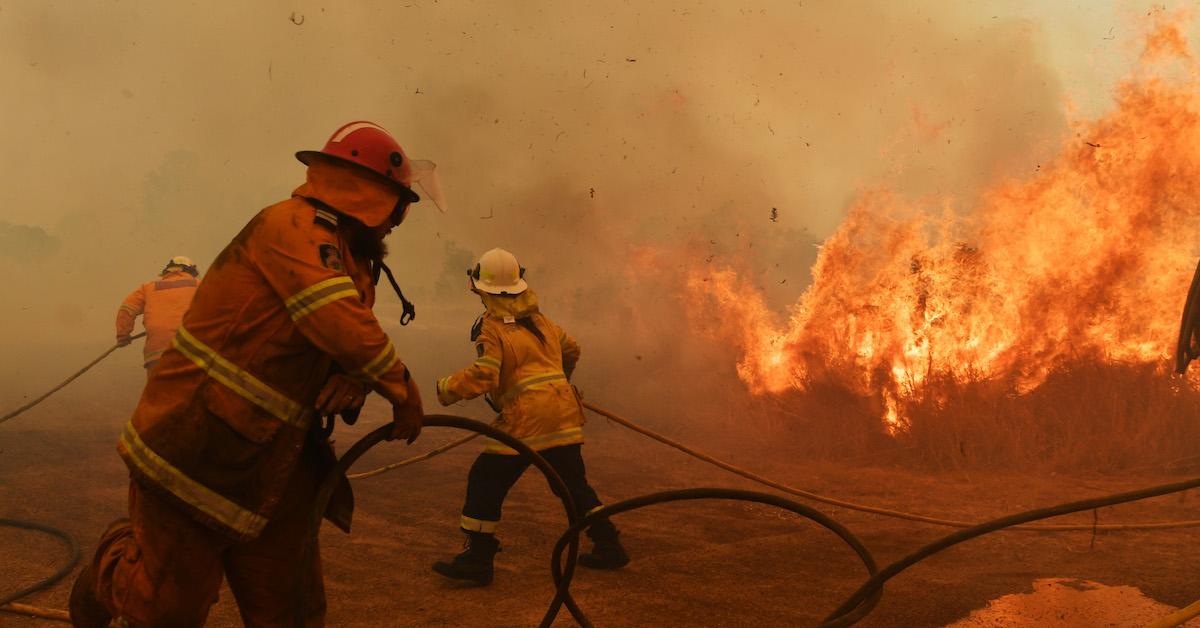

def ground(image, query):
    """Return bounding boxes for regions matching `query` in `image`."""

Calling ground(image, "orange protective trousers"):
[84,461,325,627]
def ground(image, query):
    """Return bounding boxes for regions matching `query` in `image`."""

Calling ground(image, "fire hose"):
[0,334,142,623]
[312,415,1200,627]
[349,400,1200,532]
[0,332,145,426]
[297,416,882,628]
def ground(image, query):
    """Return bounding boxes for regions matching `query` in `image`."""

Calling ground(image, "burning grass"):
[668,13,1200,472]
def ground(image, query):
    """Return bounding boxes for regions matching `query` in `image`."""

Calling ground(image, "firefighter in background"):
[70,121,434,627]
[115,256,201,372]
[432,248,629,586]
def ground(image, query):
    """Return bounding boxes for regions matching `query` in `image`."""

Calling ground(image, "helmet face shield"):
[409,160,447,213]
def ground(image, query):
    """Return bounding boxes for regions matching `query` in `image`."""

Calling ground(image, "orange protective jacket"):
[118,158,414,541]
[436,290,585,454]
[116,270,200,365]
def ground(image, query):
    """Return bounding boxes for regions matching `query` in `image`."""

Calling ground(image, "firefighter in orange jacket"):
[431,248,629,586]
[116,256,201,371]
[70,121,431,627]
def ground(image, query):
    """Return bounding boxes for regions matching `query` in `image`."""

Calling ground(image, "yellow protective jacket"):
[117,157,415,541]
[116,270,199,366]
[436,290,585,454]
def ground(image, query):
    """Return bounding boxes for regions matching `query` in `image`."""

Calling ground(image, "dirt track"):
[3,401,1199,627]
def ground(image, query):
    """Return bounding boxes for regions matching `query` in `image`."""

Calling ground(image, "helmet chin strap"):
[372,261,416,326]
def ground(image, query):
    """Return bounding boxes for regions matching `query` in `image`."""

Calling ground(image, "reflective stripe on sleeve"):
[460,515,498,533]
[172,327,311,429]
[473,356,501,371]
[283,277,359,321]
[120,422,268,537]
[119,304,139,315]
[351,342,398,382]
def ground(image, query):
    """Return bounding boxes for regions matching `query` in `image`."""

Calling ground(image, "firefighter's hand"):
[388,377,424,444]
[116,335,132,347]
[315,374,368,415]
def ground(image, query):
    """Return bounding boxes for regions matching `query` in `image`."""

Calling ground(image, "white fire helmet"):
[162,255,199,276]
[468,248,527,295]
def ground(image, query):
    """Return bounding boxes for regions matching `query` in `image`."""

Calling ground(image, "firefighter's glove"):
[315,374,368,416]
[116,335,132,347]
[388,376,424,444]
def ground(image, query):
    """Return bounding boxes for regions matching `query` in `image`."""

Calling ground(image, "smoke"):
[0,1,1159,433]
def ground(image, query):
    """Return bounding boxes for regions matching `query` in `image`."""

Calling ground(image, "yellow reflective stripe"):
[172,327,311,428]
[437,376,450,396]
[586,505,603,516]
[460,515,498,533]
[483,426,584,454]
[473,356,501,371]
[500,371,567,404]
[284,277,359,321]
[119,304,139,314]
[120,422,267,537]
[315,208,339,226]
[352,342,398,382]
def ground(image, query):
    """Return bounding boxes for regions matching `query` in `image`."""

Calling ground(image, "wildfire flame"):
[684,15,1200,434]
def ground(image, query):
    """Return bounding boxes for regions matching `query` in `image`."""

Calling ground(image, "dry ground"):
[2,396,1199,627]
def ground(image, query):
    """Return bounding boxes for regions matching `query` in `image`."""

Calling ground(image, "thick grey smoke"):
[0,1,1157,429]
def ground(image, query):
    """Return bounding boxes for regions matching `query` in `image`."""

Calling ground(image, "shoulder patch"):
[314,207,339,231]
[319,243,345,272]
[476,342,486,357]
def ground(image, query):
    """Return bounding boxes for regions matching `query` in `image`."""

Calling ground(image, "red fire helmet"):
[296,121,420,202]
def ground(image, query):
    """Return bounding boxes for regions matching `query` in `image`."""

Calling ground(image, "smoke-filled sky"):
[0,0,1187,414]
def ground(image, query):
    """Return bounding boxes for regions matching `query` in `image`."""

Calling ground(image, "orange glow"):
[681,15,1200,433]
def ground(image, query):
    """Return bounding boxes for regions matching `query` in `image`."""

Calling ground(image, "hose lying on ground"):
[346,431,482,480]
[0,332,145,426]
[354,399,1200,532]
[581,401,1200,532]
[547,488,880,628]
[0,602,70,622]
[319,415,1200,627]
[1146,597,1200,628]
[0,518,80,619]
[819,474,1200,627]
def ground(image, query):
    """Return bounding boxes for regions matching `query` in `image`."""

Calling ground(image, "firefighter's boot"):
[432,531,500,586]
[579,519,629,570]
[69,518,130,628]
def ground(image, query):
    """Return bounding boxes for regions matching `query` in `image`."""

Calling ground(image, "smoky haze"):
[0,1,1159,431]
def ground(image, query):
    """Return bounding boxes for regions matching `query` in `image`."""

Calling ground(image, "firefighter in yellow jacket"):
[432,248,629,585]
[116,256,200,372]
[70,121,432,627]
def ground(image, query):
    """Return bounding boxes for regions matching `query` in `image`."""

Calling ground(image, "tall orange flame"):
[686,15,1200,434]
